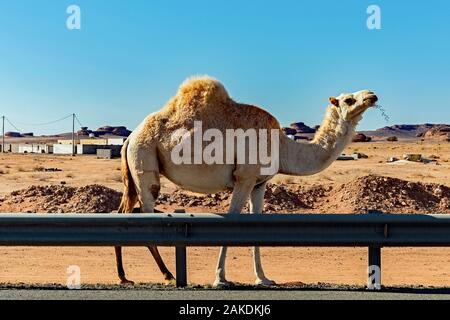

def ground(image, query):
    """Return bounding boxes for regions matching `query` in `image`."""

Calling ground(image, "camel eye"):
[344,98,356,105]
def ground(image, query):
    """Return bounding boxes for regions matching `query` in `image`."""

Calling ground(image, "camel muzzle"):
[364,94,378,105]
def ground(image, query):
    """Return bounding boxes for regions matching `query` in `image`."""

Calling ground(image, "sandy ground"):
[1,140,449,197]
[0,247,449,287]
[0,140,450,287]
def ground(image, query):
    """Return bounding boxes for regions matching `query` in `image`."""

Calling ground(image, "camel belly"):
[160,163,236,194]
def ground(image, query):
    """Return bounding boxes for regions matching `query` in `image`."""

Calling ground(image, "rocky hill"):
[290,122,317,134]
[422,125,450,141]
[281,122,450,142]
[282,122,318,141]
[361,124,449,139]
[77,126,132,137]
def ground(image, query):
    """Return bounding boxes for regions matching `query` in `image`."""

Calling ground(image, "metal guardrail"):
[1,212,450,288]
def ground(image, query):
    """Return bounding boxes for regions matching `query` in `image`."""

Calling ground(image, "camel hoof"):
[255,278,276,286]
[213,280,234,288]
[119,279,135,286]
[164,278,177,286]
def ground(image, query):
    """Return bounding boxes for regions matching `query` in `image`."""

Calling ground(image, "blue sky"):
[0,0,449,134]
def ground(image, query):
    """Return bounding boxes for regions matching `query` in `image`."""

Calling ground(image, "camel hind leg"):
[115,246,135,285]
[148,246,175,284]
[115,178,139,285]
[130,145,175,284]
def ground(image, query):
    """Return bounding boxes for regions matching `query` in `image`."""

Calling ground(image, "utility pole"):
[1,116,4,153]
[72,113,75,156]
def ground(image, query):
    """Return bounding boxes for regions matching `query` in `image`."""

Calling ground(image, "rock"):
[187,199,200,206]
[290,122,316,134]
[403,154,422,162]
[282,128,297,136]
[423,125,450,140]
[352,133,371,143]
[271,186,284,196]
[77,127,94,136]
[94,126,132,137]
[434,187,443,197]
[440,198,450,209]
[4,132,22,138]
[387,136,398,142]
[112,127,132,137]
[353,153,368,159]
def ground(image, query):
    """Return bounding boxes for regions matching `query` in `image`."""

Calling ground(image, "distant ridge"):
[3,123,449,143]
[361,123,449,139]
[281,122,450,141]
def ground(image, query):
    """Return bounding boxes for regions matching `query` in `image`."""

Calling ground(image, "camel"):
[116,75,378,286]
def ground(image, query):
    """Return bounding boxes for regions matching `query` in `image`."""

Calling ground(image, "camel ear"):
[329,97,339,107]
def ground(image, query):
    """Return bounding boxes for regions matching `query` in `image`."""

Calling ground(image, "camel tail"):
[118,139,137,213]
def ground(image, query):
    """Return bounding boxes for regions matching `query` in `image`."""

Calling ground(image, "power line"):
[4,117,21,132]
[74,114,83,128]
[10,114,73,127]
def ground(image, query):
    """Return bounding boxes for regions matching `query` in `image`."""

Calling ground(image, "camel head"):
[329,90,378,124]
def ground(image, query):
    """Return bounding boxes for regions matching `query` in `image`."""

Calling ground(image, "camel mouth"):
[364,94,378,106]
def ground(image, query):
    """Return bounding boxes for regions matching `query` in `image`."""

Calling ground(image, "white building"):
[107,138,126,146]
[53,144,75,155]
[18,144,51,154]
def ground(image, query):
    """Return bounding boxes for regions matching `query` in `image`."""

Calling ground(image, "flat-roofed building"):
[80,139,108,145]
[107,138,126,145]
[53,144,75,155]
[57,140,76,145]
[18,144,52,154]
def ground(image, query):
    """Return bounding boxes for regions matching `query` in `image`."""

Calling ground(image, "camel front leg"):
[250,182,276,286]
[115,246,135,285]
[213,180,255,288]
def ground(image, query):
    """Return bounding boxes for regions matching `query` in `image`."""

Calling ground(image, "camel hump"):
[176,75,230,106]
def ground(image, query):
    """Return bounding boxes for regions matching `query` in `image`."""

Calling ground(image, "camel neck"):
[278,109,356,176]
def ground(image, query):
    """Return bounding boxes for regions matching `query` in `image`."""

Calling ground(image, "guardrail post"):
[368,246,381,290]
[174,209,187,288]
[176,246,187,288]
[368,210,383,290]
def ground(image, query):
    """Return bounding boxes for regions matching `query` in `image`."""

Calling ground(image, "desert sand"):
[0,140,449,287]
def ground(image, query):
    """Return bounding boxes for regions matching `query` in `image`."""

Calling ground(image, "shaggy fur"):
[116,76,377,286]
[136,76,281,149]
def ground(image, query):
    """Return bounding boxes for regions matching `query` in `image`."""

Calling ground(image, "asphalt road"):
[1,285,450,300]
